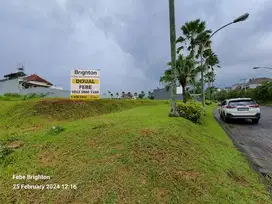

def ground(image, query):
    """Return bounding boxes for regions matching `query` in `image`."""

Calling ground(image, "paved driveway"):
[214,106,272,189]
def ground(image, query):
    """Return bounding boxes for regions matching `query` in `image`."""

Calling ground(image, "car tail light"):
[226,105,236,109]
[249,104,259,108]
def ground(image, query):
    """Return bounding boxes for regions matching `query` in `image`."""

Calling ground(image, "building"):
[153,86,183,100]
[231,83,244,90]
[0,67,69,98]
[245,77,272,89]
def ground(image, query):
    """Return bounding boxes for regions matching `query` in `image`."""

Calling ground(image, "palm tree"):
[204,51,219,100]
[116,93,119,99]
[127,92,132,98]
[121,91,125,99]
[176,19,212,58]
[168,0,178,116]
[108,91,112,99]
[160,54,197,103]
[134,92,138,99]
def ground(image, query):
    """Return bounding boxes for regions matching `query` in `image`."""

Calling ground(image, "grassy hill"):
[0,99,271,203]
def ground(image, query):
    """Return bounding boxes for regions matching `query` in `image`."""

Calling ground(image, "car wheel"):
[223,114,229,123]
[252,119,259,124]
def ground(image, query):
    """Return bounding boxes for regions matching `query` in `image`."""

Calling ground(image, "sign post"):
[70,69,100,100]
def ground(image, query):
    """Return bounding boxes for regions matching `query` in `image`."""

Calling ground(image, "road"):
[214,106,272,189]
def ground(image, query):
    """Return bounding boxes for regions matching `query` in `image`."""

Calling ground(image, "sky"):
[1,0,272,93]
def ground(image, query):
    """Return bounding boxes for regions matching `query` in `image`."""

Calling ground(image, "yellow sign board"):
[70,69,100,100]
[70,95,100,100]
[72,78,99,84]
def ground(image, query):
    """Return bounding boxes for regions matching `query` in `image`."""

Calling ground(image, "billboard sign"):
[70,69,100,100]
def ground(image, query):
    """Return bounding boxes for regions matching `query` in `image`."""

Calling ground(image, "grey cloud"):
[0,0,272,94]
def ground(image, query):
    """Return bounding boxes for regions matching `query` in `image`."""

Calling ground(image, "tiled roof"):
[24,74,53,86]
[248,77,272,84]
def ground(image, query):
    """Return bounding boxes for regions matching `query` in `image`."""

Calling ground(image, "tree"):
[160,54,197,103]
[138,91,146,99]
[148,91,154,99]
[176,19,212,59]
[108,91,112,99]
[121,91,125,99]
[168,0,178,116]
[116,93,119,99]
[134,92,138,99]
[127,92,133,98]
[176,19,220,105]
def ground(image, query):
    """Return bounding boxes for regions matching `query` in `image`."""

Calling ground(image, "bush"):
[205,100,213,106]
[49,125,65,135]
[177,101,202,123]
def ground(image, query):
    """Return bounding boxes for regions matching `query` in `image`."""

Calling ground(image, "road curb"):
[213,109,272,194]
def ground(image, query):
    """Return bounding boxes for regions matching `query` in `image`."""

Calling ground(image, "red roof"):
[24,74,53,86]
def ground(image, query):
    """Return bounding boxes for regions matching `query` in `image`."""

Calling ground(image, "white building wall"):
[0,79,22,94]
[0,79,70,98]
[249,84,258,89]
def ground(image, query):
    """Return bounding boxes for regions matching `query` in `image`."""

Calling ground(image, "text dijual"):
[12,175,51,181]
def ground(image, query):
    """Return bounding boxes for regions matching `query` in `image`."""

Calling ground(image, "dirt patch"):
[171,169,201,180]
[101,154,121,162]
[227,170,250,186]
[114,144,123,150]
[37,150,61,166]
[87,139,97,147]
[139,128,156,136]
[153,187,168,203]
[152,150,167,161]
[6,141,24,149]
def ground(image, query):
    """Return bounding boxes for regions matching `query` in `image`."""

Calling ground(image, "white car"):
[218,98,261,124]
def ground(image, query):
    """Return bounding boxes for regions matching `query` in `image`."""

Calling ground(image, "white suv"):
[218,98,261,124]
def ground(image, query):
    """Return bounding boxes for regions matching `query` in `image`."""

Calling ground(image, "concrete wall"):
[0,79,22,94]
[0,79,70,98]
[153,88,183,100]
[249,84,258,89]
[22,87,70,98]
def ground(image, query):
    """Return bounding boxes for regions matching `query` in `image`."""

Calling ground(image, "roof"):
[248,77,272,84]
[231,83,242,87]
[4,72,26,79]
[24,74,53,86]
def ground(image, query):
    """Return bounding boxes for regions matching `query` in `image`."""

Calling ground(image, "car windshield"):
[229,100,256,106]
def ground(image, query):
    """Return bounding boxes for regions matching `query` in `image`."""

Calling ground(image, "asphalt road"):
[214,106,272,188]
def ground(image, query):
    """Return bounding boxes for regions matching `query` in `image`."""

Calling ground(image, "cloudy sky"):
[1,0,272,93]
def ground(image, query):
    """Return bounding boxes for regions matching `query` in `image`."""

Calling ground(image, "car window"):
[222,101,226,106]
[229,100,256,106]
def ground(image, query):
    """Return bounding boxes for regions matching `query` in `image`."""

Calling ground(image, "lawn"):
[0,99,271,204]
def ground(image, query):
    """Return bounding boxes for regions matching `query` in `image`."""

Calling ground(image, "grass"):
[0,99,271,203]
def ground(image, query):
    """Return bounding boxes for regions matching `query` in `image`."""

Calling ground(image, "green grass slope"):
[0,99,271,204]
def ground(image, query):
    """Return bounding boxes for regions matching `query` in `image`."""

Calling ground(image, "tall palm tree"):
[160,54,197,103]
[116,92,119,99]
[176,19,212,58]
[108,91,112,99]
[121,91,125,99]
[168,0,178,116]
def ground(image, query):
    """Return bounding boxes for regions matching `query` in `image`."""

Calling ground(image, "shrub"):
[205,100,213,106]
[0,145,14,160]
[177,101,202,123]
[49,125,65,135]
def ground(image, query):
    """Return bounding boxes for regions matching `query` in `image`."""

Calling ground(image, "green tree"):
[160,54,197,103]
[138,91,146,99]
[176,19,212,59]
[148,91,154,100]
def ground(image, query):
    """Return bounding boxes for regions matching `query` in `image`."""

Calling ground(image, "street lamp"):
[200,13,249,108]
[253,66,272,70]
